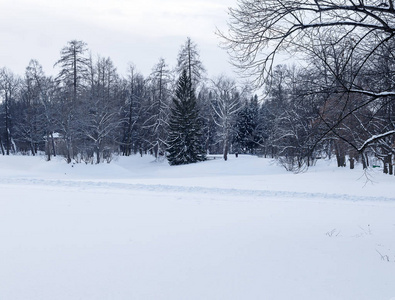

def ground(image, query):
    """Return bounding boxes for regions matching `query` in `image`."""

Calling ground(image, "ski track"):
[1,177,395,203]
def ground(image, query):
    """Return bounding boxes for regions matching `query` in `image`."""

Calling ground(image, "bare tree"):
[121,64,147,156]
[53,40,90,163]
[176,37,206,89]
[0,68,21,155]
[221,0,395,166]
[222,0,395,84]
[210,76,244,160]
[14,60,49,156]
[145,58,172,159]
[80,56,122,163]
[54,40,90,104]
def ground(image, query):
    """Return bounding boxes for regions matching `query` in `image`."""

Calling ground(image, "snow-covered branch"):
[358,130,395,152]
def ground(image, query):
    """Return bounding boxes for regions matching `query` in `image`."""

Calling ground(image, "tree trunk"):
[125,115,132,156]
[0,136,4,155]
[335,142,346,167]
[66,136,72,164]
[96,145,100,164]
[30,142,36,156]
[349,157,355,169]
[223,139,229,161]
[46,133,51,161]
[361,152,368,169]
[51,133,56,157]
[5,93,10,155]
[154,142,159,159]
[384,154,392,175]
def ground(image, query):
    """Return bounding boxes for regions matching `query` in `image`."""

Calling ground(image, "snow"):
[357,129,395,151]
[1,154,395,300]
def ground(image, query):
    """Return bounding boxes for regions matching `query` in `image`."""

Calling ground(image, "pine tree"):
[167,70,206,165]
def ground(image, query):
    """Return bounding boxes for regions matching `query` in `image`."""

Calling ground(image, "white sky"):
[0,0,237,78]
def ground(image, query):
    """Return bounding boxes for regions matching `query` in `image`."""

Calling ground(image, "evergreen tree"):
[234,95,261,154]
[167,70,206,165]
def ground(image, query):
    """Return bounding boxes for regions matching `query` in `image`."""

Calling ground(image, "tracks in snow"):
[1,177,395,203]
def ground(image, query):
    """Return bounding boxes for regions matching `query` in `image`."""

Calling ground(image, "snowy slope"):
[0,155,394,300]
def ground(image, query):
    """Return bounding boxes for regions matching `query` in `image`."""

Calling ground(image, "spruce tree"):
[167,70,206,165]
[234,95,261,154]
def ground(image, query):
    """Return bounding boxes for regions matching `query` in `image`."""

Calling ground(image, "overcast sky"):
[0,0,237,78]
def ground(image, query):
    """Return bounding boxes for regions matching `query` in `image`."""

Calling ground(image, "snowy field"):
[1,154,395,300]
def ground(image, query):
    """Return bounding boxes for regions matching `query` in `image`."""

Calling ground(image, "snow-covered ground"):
[1,154,394,300]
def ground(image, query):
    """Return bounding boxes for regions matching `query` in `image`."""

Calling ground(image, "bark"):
[223,140,229,161]
[0,137,4,155]
[5,93,10,155]
[30,142,36,156]
[335,142,346,167]
[383,154,392,175]
[349,157,355,169]
[46,133,51,161]
[51,133,56,157]
[361,152,369,169]
[96,146,100,164]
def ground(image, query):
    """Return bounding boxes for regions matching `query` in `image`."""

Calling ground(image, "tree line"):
[1,26,395,174]
[0,38,262,165]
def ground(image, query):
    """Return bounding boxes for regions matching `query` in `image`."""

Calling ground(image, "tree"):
[210,76,243,160]
[167,70,206,165]
[176,37,206,89]
[53,40,90,163]
[145,58,172,159]
[0,68,20,155]
[234,95,262,154]
[13,60,49,156]
[196,85,218,154]
[54,40,90,104]
[121,64,147,156]
[222,0,395,169]
[222,0,395,85]
[80,56,122,163]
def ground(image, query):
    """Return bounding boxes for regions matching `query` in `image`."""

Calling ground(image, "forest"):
[0,32,394,174]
